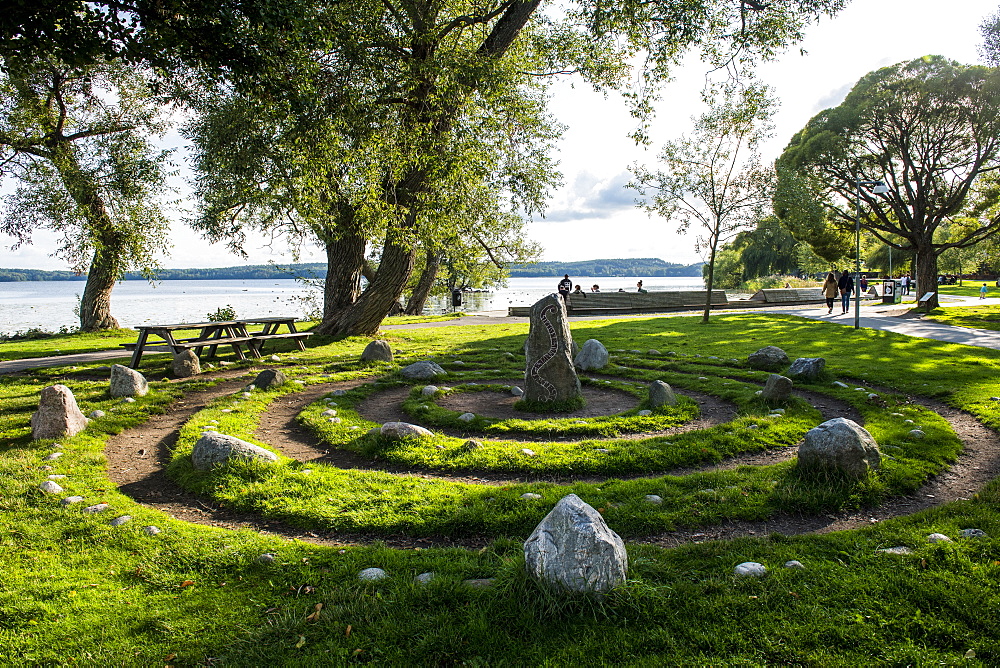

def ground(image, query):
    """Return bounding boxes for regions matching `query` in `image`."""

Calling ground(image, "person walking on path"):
[981,283,989,299]
[837,269,855,314]
[557,274,573,301]
[822,272,839,314]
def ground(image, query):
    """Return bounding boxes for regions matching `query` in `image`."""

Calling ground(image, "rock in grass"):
[258,553,277,564]
[511,386,524,397]
[380,422,434,439]
[787,357,826,380]
[960,528,987,539]
[414,572,434,585]
[361,340,393,362]
[524,294,581,404]
[521,493,543,500]
[39,480,63,494]
[458,413,476,423]
[520,448,537,456]
[420,385,439,397]
[172,349,201,377]
[31,384,89,440]
[110,364,149,397]
[359,567,388,581]
[644,495,663,505]
[648,380,676,407]
[784,560,805,569]
[573,339,610,371]
[637,410,652,417]
[461,440,483,451]
[832,381,849,389]
[321,409,338,417]
[760,374,793,401]
[909,429,926,439]
[83,503,110,513]
[191,433,279,471]
[734,562,767,577]
[43,452,63,461]
[524,494,627,595]
[62,496,85,505]
[878,546,912,555]
[109,515,131,527]
[251,369,287,390]
[798,418,881,479]
[143,526,161,536]
[401,361,447,380]
[927,533,952,543]
[88,410,106,419]
[748,346,788,370]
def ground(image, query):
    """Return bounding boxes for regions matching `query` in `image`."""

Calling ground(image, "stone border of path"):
[7,294,1000,375]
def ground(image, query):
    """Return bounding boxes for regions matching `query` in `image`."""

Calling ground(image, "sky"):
[4,0,999,271]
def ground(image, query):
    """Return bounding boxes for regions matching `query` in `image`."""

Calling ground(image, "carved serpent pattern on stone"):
[527,302,559,401]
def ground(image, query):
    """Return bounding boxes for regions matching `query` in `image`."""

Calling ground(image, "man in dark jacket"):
[557,274,573,301]
[837,269,855,314]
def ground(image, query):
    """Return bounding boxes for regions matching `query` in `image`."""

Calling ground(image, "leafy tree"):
[776,56,1000,309]
[0,58,172,330]
[183,0,846,336]
[631,83,775,322]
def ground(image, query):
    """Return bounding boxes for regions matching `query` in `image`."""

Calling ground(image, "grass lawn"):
[3,312,1000,665]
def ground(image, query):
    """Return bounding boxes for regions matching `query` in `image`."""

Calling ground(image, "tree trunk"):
[319,225,367,322]
[79,246,121,331]
[404,250,441,315]
[914,243,939,309]
[318,233,417,336]
[702,232,719,324]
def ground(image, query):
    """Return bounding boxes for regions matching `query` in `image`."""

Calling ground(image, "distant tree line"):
[509,259,704,278]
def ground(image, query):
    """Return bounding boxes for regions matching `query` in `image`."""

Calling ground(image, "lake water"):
[0,275,705,334]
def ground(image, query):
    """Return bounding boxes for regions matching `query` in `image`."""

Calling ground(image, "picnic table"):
[124,316,311,369]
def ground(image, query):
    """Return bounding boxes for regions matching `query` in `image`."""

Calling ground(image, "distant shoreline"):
[0,258,704,282]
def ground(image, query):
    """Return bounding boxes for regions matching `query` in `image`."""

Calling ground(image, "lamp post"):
[855,179,889,329]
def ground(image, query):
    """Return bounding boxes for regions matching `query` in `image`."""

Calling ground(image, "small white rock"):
[83,503,110,514]
[359,567,388,581]
[926,533,952,543]
[644,494,663,505]
[734,562,767,577]
[458,413,476,422]
[270,355,281,362]
[959,528,987,539]
[39,481,63,494]
[520,493,542,500]
[784,560,805,569]
[88,410,106,419]
[328,417,342,424]
[421,386,439,396]
[43,452,63,461]
[109,515,131,526]
[832,381,848,388]
[62,496,85,505]
[520,448,536,456]
[143,525,161,535]
[511,386,524,396]
[321,409,338,417]
[47,474,66,480]
[333,389,346,396]
[637,410,653,417]
[258,553,277,564]
[414,572,434,584]
[122,397,136,403]
[878,546,912,555]
[908,429,925,439]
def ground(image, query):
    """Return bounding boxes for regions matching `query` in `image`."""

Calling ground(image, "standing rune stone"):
[523,294,582,404]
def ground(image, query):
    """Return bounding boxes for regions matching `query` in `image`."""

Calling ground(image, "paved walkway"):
[5,295,1000,374]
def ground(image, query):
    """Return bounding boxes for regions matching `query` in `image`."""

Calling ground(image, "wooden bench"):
[564,290,728,315]
[247,331,313,351]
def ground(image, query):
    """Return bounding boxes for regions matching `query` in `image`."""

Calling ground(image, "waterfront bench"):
[507,290,728,316]
[749,288,824,303]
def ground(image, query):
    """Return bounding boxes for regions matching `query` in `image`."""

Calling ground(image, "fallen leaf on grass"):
[345,625,352,637]
[295,635,306,649]
[180,580,194,588]
[164,654,176,660]
[305,603,323,622]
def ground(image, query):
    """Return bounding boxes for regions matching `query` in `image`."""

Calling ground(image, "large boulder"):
[524,494,627,595]
[523,294,582,404]
[172,350,201,377]
[748,346,789,370]
[573,339,609,371]
[787,357,826,381]
[380,422,435,439]
[760,374,793,401]
[798,417,881,478]
[361,340,393,362]
[648,380,677,407]
[191,433,279,471]
[401,361,447,381]
[251,368,287,389]
[109,364,148,397]
[31,384,89,440]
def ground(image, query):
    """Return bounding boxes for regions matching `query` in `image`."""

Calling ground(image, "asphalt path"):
[4,294,1000,374]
